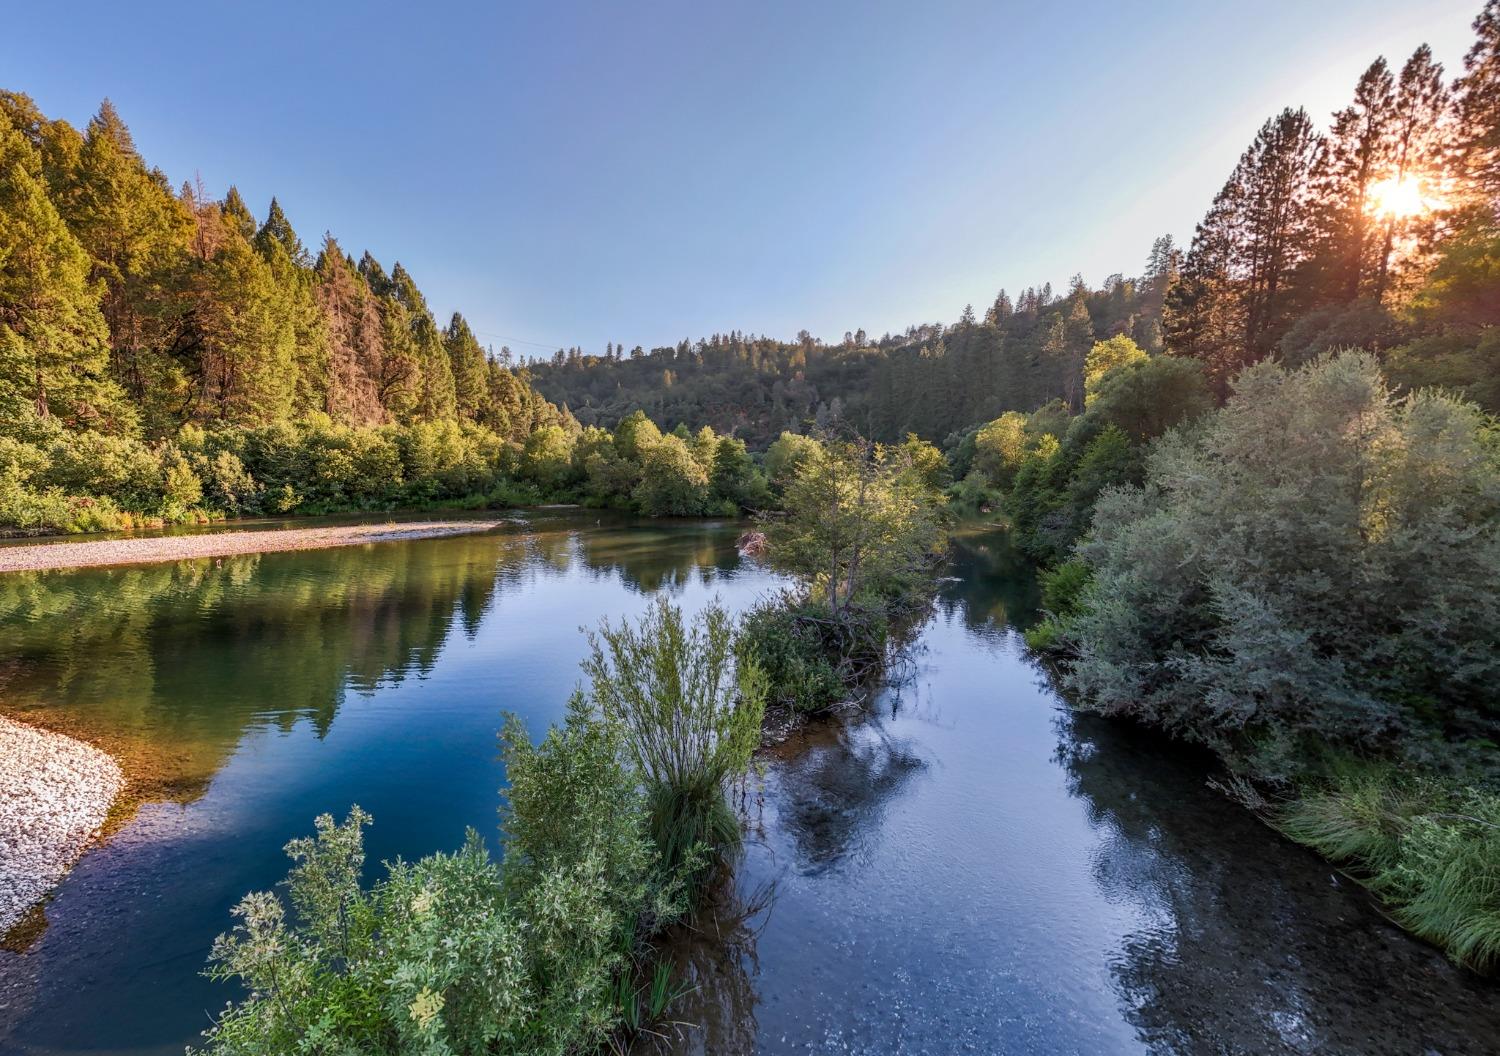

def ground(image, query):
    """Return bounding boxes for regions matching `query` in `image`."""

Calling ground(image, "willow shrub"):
[197,697,679,1055]
[1059,352,1500,776]
[582,597,766,880]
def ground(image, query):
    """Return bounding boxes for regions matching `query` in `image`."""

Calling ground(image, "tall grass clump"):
[582,597,766,883]
[1280,767,1500,973]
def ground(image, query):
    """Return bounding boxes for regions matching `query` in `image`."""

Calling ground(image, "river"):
[0,513,1495,1054]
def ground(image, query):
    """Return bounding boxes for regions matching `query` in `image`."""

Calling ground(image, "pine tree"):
[255,196,309,266]
[1168,108,1320,383]
[0,124,131,429]
[1374,46,1451,300]
[1305,59,1395,302]
[192,212,297,424]
[443,312,490,422]
[221,186,257,241]
[1456,1,1500,210]
[315,236,385,425]
[64,99,195,424]
[389,263,456,421]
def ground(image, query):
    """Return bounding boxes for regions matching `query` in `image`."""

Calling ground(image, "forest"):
[2,0,1500,1008]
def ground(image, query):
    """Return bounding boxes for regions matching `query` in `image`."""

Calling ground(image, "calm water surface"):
[0,515,1496,1055]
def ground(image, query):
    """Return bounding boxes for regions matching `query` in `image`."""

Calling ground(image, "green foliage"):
[1057,352,1500,772]
[1082,335,1147,403]
[764,433,947,615]
[738,597,845,713]
[581,597,766,877]
[632,434,710,516]
[1025,559,1094,652]
[970,412,1030,488]
[1280,768,1500,972]
[1384,327,1500,412]
[1005,356,1211,562]
[737,594,887,713]
[0,122,131,432]
[198,693,693,1054]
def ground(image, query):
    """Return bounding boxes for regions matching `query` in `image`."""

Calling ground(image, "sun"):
[1367,176,1435,220]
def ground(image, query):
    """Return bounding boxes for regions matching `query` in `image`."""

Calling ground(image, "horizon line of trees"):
[529,3,1498,444]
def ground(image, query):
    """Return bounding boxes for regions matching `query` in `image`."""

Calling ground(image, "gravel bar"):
[0,520,506,574]
[0,716,124,935]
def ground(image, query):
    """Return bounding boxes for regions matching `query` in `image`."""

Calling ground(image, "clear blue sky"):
[4,0,1482,357]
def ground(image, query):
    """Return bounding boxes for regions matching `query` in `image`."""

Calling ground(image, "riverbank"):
[0,717,123,940]
[0,519,509,573]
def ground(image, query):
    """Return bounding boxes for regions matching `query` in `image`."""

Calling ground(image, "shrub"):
[581,597,766,879]
[197,695,678,1055]
[1060,352,1500,769]
[738,597,847,713]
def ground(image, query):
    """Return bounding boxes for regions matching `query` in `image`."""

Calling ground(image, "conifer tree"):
[443,312,490,422]
[1456,1,1500,209]
[1305,59,1395,302]
[1167,108,1320,384]
[389,263,456,421]
[64,99,195,421]
[0,124,131,429]
[315,236,385,425]
[1375,46,1451,300]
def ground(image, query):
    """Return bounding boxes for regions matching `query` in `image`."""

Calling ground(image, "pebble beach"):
[0,717,124,937]
[0,519,506,574]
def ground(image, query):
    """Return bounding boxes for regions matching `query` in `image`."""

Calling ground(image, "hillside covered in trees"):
[3,4,1498,535]
[0,92,561,439]
[530,18,1499,447]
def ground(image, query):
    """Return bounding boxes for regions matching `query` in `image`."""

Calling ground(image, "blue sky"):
[4,1,1482,357]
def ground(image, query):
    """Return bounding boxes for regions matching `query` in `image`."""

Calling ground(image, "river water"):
[0,513,1495,1054]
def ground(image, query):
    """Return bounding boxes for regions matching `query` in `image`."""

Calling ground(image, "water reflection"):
[1055,710,1500,1056]
[763,719,926,876]
[0,510,778,1056]
[655,529,1500,1055]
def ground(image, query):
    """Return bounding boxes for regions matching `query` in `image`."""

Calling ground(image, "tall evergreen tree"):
[443,312,490,422]
[1167,108,1320,384]
[0,123,131,429]
[389,262,456,421]
[1305,59,1395,303]
[1374,46,1452,300]
[314,235,385,425]
[1455,1,1500,210]
[64,99,195,424]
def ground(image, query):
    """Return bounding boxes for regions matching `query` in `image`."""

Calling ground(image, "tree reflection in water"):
[1054,709,1500,1056]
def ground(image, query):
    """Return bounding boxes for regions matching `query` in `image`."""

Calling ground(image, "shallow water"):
[0,517,1496,1055]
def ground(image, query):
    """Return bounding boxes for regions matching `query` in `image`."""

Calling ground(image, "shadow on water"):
[1056,709,1500,1056]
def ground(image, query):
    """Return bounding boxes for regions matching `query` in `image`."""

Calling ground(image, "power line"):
[467,327,571,352]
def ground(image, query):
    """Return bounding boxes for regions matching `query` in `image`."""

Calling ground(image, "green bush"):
[738,594,889,713]
[581,598,765,879]
[1061,352,1500,770]
[738,598,847,712]
[198,696,683,1055]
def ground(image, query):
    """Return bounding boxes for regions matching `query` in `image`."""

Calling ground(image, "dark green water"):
[1,514,1496,1054]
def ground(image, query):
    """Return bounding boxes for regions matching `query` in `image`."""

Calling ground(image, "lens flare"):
[1367,176,1434,220]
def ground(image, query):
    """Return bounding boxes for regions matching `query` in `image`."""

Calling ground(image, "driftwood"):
[736,530,769,558]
